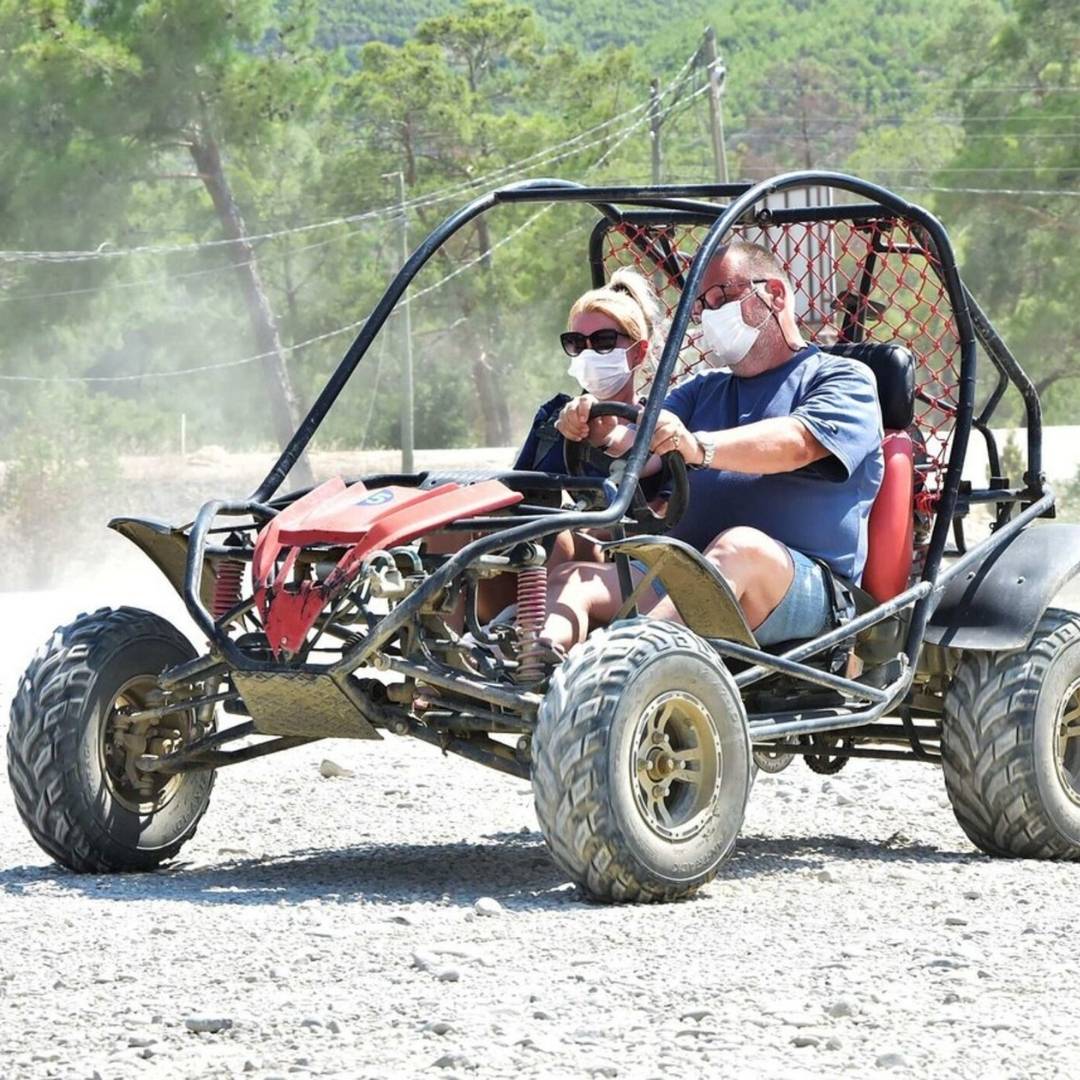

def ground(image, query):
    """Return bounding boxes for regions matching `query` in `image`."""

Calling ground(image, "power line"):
[896,184,1080,197]
[0,57,705,303]
[0,61,704,268]
[0,224,372,304]
[949,86,1080,94]
[0,94,665,385]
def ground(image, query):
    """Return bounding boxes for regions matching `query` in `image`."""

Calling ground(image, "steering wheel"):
[564,401,689,533]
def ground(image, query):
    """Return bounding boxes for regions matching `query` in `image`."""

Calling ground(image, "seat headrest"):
[825,342,915,431]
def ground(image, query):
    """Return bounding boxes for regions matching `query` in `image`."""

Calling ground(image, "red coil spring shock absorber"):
[515,565,548,683]
[212,560,245,621]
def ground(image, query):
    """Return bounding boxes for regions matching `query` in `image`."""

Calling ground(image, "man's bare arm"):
[700,417,828,474]
[650,409,828,474]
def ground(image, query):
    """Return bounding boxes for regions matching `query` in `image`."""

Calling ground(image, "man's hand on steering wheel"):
[650,409,705,466]
[556,394,623,448]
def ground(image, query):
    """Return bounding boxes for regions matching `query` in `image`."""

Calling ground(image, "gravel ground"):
[3,569,1080,1080]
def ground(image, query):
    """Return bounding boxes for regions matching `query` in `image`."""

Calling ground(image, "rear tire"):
[7,607,216,872]
[532,619,751,903]
[942,607,1080,859]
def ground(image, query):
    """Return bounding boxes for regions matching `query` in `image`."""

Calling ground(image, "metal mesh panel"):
[601,215,960,521]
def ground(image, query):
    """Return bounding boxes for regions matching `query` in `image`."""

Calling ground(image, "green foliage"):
[315,0,706,54]
[0,0,1076,487]
[928,0,1079,423]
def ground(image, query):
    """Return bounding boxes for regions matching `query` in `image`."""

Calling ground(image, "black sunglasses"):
[559,328,630,357]
[695,278,770,312]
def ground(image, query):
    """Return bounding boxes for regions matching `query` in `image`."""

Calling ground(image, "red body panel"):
[253,479,522,656]
[252,477,350,587]
[862,430,915,603]
[278,484,463,546]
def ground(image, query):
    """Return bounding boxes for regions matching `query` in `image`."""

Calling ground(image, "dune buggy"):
[10,173,1080,902]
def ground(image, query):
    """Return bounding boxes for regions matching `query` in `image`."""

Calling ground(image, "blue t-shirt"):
[663,346,884,582]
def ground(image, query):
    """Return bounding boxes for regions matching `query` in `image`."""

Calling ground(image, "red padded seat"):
[862,430,915,602]
[825,343,917,603]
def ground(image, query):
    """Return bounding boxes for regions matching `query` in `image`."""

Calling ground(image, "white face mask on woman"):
[567,348,632,397]
[699,295,771,370]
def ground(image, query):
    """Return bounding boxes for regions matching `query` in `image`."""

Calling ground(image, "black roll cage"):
[180,172,1050,745]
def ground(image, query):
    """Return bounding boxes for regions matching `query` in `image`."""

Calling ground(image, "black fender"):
[109,516,217,611]
[925,523,1080,651]
[601,535,757,645]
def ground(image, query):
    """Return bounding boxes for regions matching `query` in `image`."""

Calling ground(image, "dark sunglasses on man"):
[559,328,631,357]
[694,278,770,312]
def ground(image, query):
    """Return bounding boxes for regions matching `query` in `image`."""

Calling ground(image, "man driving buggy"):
[543,240,885,651]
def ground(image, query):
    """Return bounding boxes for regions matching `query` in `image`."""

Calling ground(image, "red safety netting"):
[601,216,960,542]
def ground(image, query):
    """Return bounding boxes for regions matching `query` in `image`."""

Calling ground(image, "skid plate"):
[232,671,382,740]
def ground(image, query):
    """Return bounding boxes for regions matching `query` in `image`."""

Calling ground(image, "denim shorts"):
[631,546,833,645]
[754,546,833,645]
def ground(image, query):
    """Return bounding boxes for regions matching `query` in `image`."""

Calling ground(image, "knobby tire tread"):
[6,606,211,873]
[532,619,733,903]
[942,607,1080,861]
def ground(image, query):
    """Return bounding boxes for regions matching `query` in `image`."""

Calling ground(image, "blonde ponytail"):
[568,268,660,356]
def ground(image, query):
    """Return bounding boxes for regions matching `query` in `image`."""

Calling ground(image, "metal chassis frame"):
[175,172,1049,756]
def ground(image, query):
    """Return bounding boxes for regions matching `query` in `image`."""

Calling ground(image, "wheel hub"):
[1054,678,1080,806]
[631,690,721,842]
[100,678,194,813]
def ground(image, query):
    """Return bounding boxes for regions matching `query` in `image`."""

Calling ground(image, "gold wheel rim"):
[99,676,189,814]
[1055,678,1080,806]
[630,690,721,841]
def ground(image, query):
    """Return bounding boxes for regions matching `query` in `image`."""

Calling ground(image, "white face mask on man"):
[567,348,632,398]
[699,294,771,371]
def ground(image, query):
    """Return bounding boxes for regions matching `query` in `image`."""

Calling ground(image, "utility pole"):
[384,170,415,474]
[702,27,730,183]
[649,78,663,185]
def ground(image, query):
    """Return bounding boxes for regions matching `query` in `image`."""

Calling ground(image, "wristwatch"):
[691,432,716,470]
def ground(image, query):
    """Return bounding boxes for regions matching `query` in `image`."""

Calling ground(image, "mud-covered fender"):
[109,516,217,610]
[925,523,1080,651]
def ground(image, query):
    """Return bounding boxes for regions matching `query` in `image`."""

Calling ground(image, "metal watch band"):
[692,432,715,470]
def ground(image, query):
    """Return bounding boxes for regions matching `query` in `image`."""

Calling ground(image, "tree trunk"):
[188,125,313,489]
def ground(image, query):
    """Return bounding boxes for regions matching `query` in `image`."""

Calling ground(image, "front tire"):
[532,619,751,903]
[942,607,1080,859]
[7,607,216,872]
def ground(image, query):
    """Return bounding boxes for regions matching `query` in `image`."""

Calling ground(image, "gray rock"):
[432,1053,472,1069]
[817,869,837,883]
[875,1053,911,1069]
[680,1008,712,1022]
[184,1016,233,1034]
[424,1021,454,1035]
[827,999,858,1018]
[825,1037,843,1051]
[792,1034,820,1048]
[318,759,354,779]
[326,1020,342,1035]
